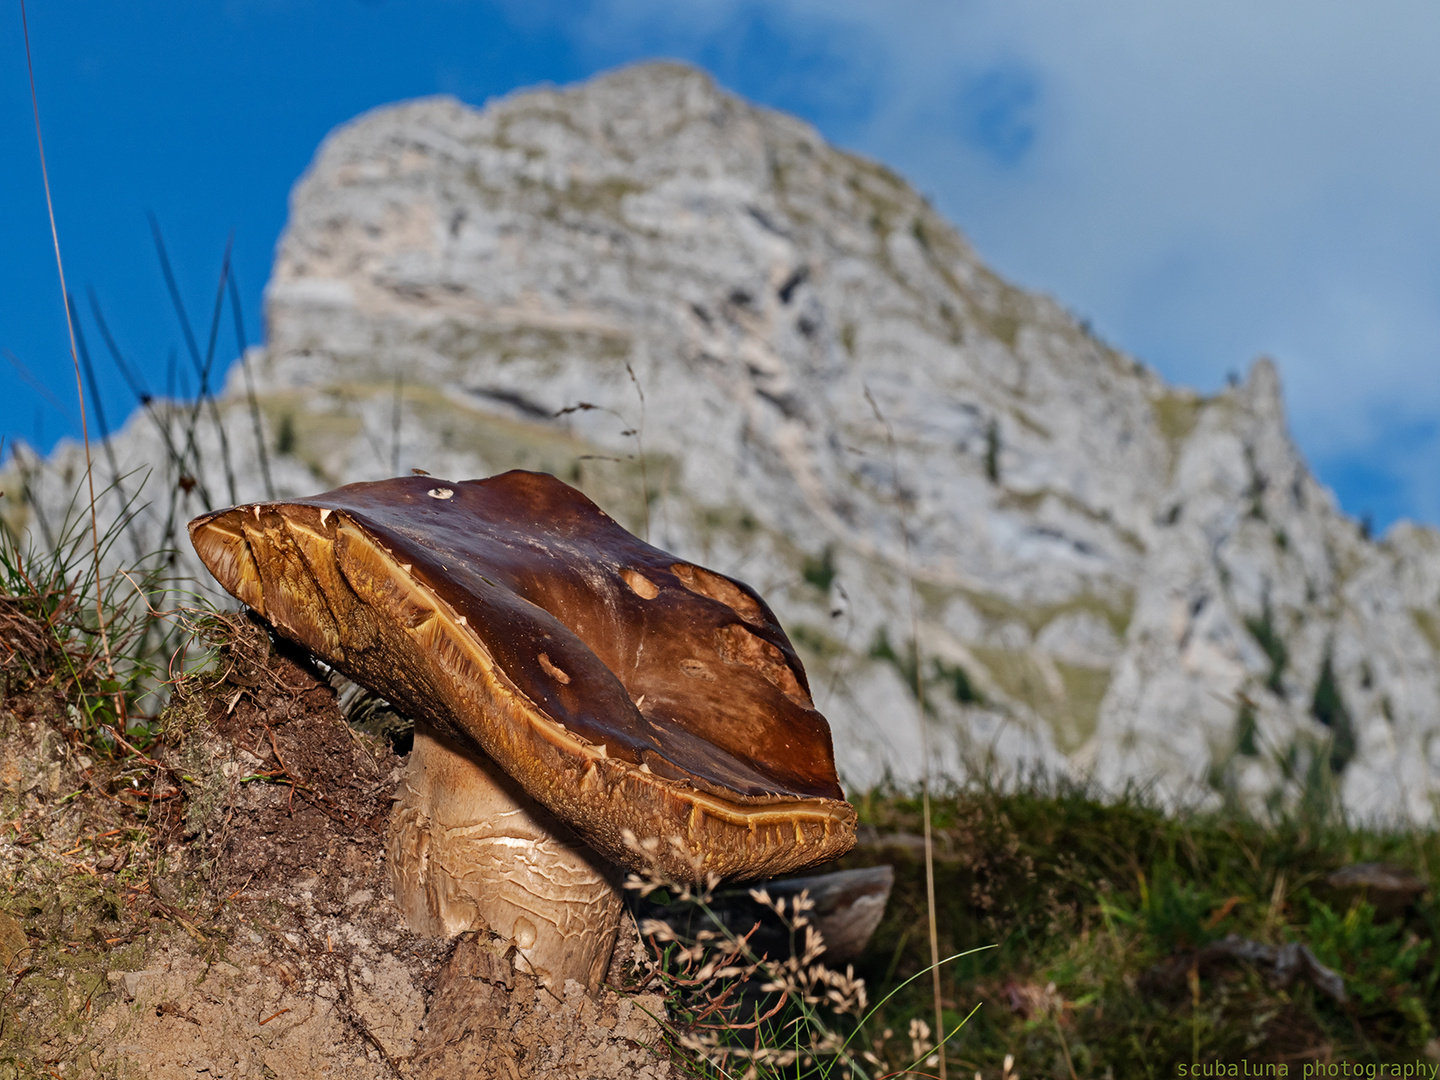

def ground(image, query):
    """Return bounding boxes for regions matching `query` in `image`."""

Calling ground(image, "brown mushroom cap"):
[189,471,856,881]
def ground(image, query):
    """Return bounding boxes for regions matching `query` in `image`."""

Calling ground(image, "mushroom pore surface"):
[188,470,857,884]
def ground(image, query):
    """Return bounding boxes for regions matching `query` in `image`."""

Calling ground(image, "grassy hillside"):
[840,784,1437,1075]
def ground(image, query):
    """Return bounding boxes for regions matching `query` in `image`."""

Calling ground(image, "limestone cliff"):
[12,62,1440,821]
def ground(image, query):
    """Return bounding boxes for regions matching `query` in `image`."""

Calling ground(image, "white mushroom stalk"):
[391,724,623,990]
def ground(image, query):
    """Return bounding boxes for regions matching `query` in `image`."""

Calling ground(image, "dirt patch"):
[1,614,673,1078]
[413,934,670,1078]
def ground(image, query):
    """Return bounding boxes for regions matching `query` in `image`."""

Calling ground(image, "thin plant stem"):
[625,362,650,543]
[4,348,75,425]
[226,269,275,499]
[841,945,995,1057]
[391,373,403,476]
[14,454,55,553]
[199,233,239,504]
[89,289,209,573]
[554,393,650,539]
[150,215,228,504]
[865,385,945,1080]
[69,295,143,562]
[87,287,150,403]
[1054,1012,1080,1080]
[150,213,205,379]
[158,222,238,504]
[21,0,117,689]
[89,292,192,486]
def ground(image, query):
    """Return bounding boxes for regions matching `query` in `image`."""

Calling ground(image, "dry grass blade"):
[554,394,654,539]
[88,290,215,560]
[225,268,275,499]
[152,218,238,506]
[197,232,239,504]
[863,384,945,1080]
[619,841,876,1079]
[390,373,403,476]
[2,349,75,427]
[0,594,65,673]
[20,0,118,697]
[8,450,57,551]
[69,294,144,563]
[624,362,651,542]
[87,287,151,405]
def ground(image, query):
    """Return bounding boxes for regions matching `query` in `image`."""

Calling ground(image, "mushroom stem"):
[388,721,625,994]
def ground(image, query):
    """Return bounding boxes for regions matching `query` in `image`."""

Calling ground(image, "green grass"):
[637,777,1440,1077]
[0,475,177,747]
[840,780,1439,1076]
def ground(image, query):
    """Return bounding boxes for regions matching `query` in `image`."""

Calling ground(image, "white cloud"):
[545,0,1440,527]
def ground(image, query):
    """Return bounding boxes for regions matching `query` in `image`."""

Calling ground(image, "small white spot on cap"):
[427,488,454,500]
[457,616,467,626]
[400,563,412,574]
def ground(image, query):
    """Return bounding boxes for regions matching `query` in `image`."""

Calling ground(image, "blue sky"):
[4,1,1439,532]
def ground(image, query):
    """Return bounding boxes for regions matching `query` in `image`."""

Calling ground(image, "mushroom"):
[189,470,856,992]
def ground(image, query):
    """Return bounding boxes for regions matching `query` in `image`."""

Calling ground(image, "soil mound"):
[0,614,671,1078]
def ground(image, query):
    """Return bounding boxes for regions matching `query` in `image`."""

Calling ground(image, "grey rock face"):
[13,62,1440,821]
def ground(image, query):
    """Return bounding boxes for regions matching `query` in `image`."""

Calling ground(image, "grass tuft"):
[0,477,180,751]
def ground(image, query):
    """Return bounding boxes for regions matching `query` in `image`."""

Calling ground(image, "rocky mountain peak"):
[15,62,1440,821]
